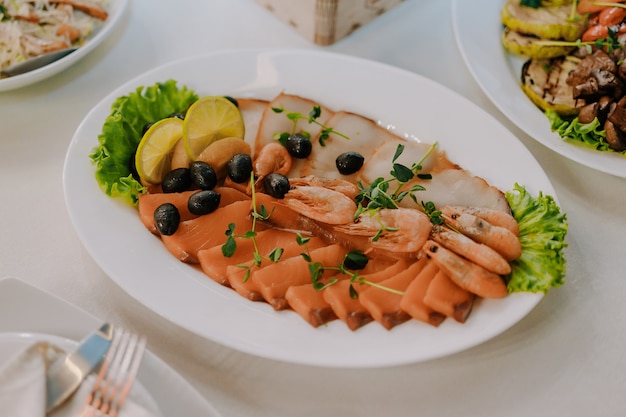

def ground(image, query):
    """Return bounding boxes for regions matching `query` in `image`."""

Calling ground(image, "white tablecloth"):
[2,1,625,416]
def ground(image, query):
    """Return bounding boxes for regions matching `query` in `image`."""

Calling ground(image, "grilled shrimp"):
[254,142,292,180]
[288,175,360,200]
[442,208,522,262]
[441,205,519,236]
[336,208,432,254]
[281,186,356,225]
[430,226,511,275]
[422,240,508,299]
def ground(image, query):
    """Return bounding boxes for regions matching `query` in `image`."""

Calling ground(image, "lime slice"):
[183,96,245,160]
[135,117,184,184]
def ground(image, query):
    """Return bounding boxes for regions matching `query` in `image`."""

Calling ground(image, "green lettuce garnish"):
[505,183,568,293]
[546,109,626,156]
[90,80,198,206]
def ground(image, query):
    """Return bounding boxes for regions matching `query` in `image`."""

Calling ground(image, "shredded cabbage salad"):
[0,0,108,73]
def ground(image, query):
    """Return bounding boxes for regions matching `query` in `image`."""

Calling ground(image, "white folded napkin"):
[0,341,158,417]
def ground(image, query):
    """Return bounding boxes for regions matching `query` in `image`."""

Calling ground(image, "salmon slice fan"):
[198,229,314,287]
[226,262,264,301]
[349,259,410,296]
[322,280,373,331]
[324,259,409,331]
[286,282,339,328]
[255,244,348,310]
[399,260,446,327]
[226,234,326,301]
[357,257,428,330]
[160,200,259,264]
[138,190,197,234]
[423,271,475,323]
[139,187,249,234]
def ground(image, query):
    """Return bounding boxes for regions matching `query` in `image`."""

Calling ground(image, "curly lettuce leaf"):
[546,109,626,156]
[505,183,568,293]
[90,80,198,206]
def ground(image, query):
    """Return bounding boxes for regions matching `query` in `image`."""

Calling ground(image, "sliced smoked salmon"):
[323,259,409,331]
[197,229,312,287]
[226,234,325,301]
[255,244,348,310]
[286,282,339,328]
[322,280,373,331]
[399,260,446,327]
[357,257,427,330]
[423,271,475,323]
[160,199,259,264]
[138,187,249,234]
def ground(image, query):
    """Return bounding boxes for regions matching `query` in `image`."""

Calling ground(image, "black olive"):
[154,203,180,236]
[263,173,290,199]
[335,152,364,175]
[227,153,253,183]
[188,190,221,215]
[169,112,185,120]
[161,167,191,193]
[141,122,154,136]
[285,133,312,158]
[128,150,140,181]
[189,161,217,190]
[224,96,239,107]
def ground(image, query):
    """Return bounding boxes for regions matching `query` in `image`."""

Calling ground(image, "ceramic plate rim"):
[451,0,626,178]
[0,331,161,416]
[0,277,222,417]
[0,0,129,92]
[63,48,549,368]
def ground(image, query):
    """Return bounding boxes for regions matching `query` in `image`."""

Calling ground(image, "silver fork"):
[80,328,147,417]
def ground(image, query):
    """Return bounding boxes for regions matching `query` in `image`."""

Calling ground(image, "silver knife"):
[45,322,114,412]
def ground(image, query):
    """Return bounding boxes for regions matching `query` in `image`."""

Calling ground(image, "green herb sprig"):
[221,172,283,282]
[354,142,438,220]
[272,105,350,146]
[537,32,622,54]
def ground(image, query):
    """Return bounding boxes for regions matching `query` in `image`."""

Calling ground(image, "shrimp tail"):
[442,210,522,262]
[431,226,511,275]
[442,205,519,235]
[422,240,508,299]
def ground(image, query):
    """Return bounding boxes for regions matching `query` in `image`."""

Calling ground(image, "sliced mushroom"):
[608,96,626,132]
[604,120,626,151]
[591,68,624,98]
[567,49,618,86]
[578,102,600,124]
[573,77,599,99]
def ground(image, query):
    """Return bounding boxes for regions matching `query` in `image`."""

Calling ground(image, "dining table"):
[1,0,626,416]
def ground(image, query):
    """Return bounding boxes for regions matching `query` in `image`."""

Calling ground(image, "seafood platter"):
[64,49,568,367]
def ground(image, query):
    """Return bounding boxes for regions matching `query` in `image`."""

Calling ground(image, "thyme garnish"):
[354,142,438,221]
[537,32,622,54]
[272,105,350,146]
[221,172,281,282]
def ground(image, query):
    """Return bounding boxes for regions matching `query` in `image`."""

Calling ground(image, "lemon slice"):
[135,117,184,184]
[183,96,245,160]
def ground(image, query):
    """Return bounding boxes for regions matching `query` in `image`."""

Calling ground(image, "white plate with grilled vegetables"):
[452,0,626,178]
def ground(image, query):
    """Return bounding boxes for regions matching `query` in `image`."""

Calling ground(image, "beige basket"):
[255,0,405,45]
